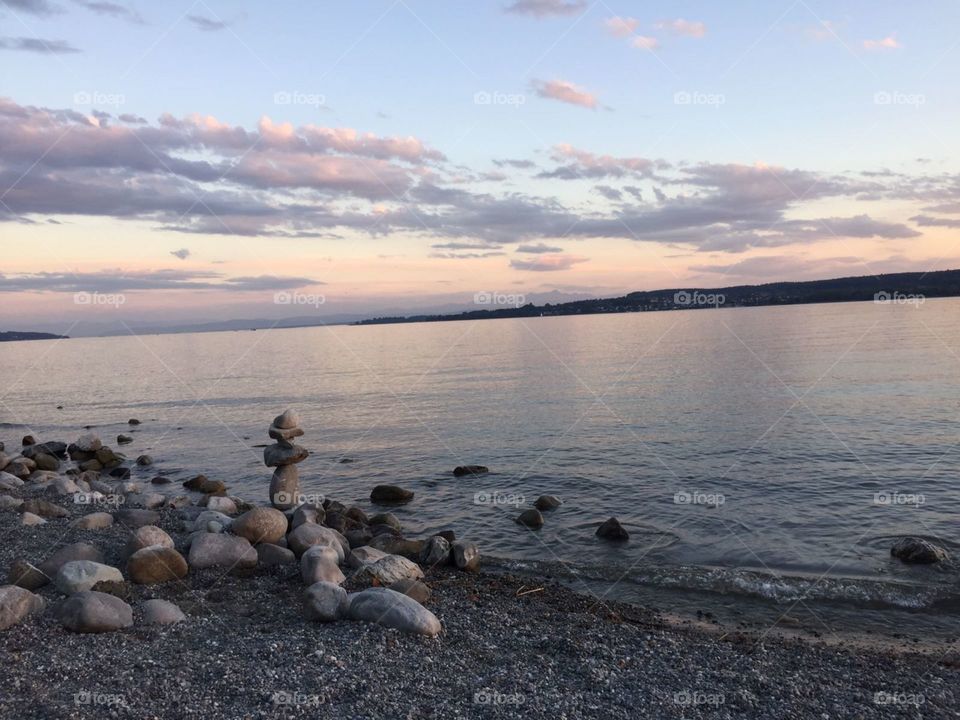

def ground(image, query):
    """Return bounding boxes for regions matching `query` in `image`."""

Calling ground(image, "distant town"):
[357,269,960,325]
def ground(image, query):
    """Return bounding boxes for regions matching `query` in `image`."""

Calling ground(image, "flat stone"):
[362,554,424,585]
[256,543,296,567]
[347,587,441,636]
[39,543,104,577]
[57,591,133,633]
[128,546,188,584]
[72,512,114,530]
[0,585,45,630]
[55,561,123,595]
[263,443,308,467]
[347,546,388,570]
[188,534,257,570]
[141,599,185,625]
[303,581,348,622]
[269,423,304,442]
[115,509,161,528]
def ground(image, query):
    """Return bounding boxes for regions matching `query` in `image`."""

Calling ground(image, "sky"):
[1,0,959,328]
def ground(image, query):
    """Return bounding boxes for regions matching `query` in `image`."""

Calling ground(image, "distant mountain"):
[357,269,960,325]
[0,331,68,342]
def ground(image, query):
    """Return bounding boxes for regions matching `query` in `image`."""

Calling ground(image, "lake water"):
[2,299,958,638]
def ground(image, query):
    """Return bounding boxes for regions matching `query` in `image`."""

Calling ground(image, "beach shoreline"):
[1,479,957,719]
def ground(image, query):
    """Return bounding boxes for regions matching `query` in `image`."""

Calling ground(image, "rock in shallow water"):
[891,537,948,564]
[370,485,414,505]
[347,587,441,636]
[141,599,185,625]
[57,591,133,633]
[304,581,348,622]
[534,495,562,511]
[516,508,544,529]
[596,517,629,541]
[453,465,489,477]
[0,585,45,630]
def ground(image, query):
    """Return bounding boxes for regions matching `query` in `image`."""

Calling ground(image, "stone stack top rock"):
[265,409,308,509]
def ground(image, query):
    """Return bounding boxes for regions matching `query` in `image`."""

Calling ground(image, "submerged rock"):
[370,485,414,505]
[891,537,948,564]
[453,465,489,477]
[596,517,629,541]
[516,508,544,529]
[534,495,562,511]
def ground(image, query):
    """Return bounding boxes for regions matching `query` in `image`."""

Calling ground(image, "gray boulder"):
[8,560,50,591]
[300,546,345,585]
[303,581,348,622]
[362,554,424,585]
[55,561,123,595]
[347,587,441,636]
[420,536,451,566]
[141,599,186,625]
[40,543,104,577]
[891,537,948,564]
[287,524,348,561]
[0,585,45,630]
[188,534,257,570]
[57,591,133,633]
[256,543,296,567]
[452,540,480,572]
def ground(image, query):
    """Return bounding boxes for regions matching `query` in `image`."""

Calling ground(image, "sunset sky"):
[1,0,958,328]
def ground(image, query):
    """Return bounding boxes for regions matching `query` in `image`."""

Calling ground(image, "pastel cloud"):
[632,35,660,50]
[0,37,81,53]
[655,18,706,38]
[531,79,599,109]
[539,144,667,179]
[511,254,589,272]
[505,0,587,18]
[604,17,639,37]
[863,35,902,50]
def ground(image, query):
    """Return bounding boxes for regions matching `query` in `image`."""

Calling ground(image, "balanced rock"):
[55,561,123,595]
[370,485,414,505]
[269,466,300,510]
[188,534,257,570]
[231,507,288,545]
[596,517,629,541]
[263,443,309,467]
[57,591,133,633]
[269,424,304,442]
[304,581,348,622]
[128,546,189,584]
[273,409,300,429]
[0,585,45,630]
[347,587,441,636]
[141,599,185,625]
[891,537,948,564]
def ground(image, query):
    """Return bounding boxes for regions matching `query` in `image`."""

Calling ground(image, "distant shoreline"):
[0,332,68,343]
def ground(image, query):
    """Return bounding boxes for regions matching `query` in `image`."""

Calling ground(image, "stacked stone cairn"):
[264,409,308,510]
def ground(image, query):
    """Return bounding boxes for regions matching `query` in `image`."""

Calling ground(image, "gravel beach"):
[1,495,957,720]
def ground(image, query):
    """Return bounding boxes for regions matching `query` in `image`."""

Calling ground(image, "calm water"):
[2,300,958,632]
